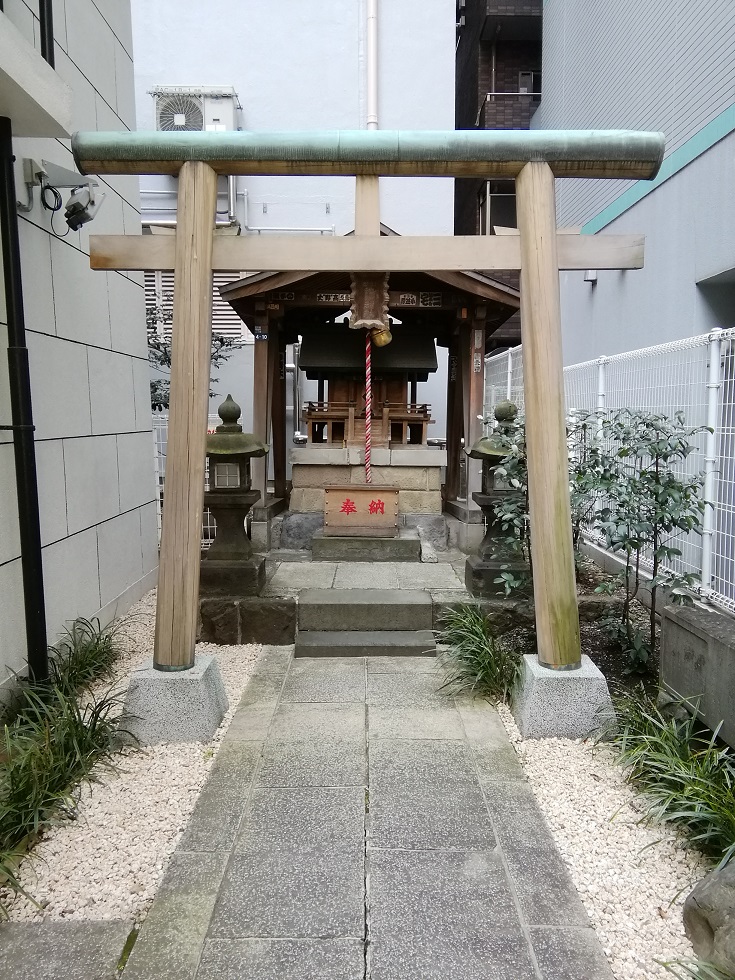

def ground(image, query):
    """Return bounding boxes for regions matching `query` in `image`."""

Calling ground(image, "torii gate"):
[72,128,664,675]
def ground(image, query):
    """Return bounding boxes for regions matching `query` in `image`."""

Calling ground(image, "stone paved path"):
[120,649,614,980]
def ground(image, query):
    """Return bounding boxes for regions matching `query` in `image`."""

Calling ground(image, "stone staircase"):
[294,588,436,658]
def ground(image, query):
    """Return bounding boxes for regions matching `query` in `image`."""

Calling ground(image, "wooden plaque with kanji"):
[323,485,399,537]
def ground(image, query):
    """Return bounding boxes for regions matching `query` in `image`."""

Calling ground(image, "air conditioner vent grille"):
[156,94,204,132]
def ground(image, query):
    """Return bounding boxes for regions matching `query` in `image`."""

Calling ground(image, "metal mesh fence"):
[484,329,735,612]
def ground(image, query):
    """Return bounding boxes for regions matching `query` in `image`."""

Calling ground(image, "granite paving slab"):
[207,850,365,939]
[178,743,261,852]
[369,738,478,788]
[501,840,591,927]
[235,786,365,854]
[280,658,366,703]
[268,702,366,740]
[367,655,439,673]
[396,563,465,590]
[0,921,132,980]
[369,782,496,850]
[196,938,365,980]
[257,738,367,787]
[123,853,227,980]
[529,927,616,980]
[333,562,400,589]
[369,933,539,980]
[265,562,337,592]
[368,705,466,740]
[367,671,450,708]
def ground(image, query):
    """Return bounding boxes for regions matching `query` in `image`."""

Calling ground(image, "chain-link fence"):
[485,329,735,612]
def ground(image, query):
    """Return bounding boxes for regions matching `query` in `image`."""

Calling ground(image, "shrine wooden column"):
[153,162,217,670]
[271,325,288,500]
[516,161,581,669]
[251,309,271,503]
[444,333,462,501]
[460,312,486,507]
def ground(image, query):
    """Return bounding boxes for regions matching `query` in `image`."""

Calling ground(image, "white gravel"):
[497,702,709,980]
[2,590,262,925]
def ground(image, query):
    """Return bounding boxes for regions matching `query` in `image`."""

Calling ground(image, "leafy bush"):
[659,959,735,979]
[436,604,522,703]
[608,687,735,868]
[0,618,124,915]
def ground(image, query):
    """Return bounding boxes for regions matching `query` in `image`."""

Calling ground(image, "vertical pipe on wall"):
[39,0,55,68]
[366,0,378,130]
[701,328,723,599]
[0,117,49,683]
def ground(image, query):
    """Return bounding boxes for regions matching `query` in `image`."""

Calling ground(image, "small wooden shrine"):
[220,242,522,522]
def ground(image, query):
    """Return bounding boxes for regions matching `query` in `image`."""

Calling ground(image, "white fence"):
[153,415,220,550]
[485,329,735,613]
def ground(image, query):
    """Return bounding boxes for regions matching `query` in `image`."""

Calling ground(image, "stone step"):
[295,630,436,658]
[299,589,432,631]
[311,528,421,562]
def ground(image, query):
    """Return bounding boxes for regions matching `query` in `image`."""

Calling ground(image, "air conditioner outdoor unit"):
[151,86,240,132]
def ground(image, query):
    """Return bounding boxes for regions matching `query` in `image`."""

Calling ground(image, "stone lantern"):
[464,401,532,598]
[200,394,268,597]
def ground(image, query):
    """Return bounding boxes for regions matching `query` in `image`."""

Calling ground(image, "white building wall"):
[131,0,455,236]
[532,0,735,365]
[0,0,157,700]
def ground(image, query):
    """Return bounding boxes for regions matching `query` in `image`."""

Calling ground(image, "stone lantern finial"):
[216,394,242,432]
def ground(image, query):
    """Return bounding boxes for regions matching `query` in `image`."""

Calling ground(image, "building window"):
[519,70,542,96]
[478,180,517,235]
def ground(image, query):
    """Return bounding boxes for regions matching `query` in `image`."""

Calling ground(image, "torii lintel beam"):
[89,232,645,274]
[72,129,665,180]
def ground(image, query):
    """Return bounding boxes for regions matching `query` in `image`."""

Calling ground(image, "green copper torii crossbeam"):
[72,128,665,673]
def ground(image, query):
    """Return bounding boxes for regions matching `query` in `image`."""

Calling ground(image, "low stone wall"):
[661,604,735,749]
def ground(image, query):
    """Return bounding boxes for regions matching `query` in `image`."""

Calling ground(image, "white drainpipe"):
[366,0,378,130]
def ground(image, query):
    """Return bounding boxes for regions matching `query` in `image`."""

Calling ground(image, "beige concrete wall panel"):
[117,431,157,513]
[90,0,134,58]
[54,48,97,131]
[108,273,146,357]
[97,509,144,608]
[132,357,154,432]
[28,332,91,440]
[0,443,21,564]
[65,0,117,110]
[88,348,136,435]
[0,560,27,698]
[50,240,111,347]
[18,218,55,337]
[35,439,69,545]
[139,501,160,578]
[63,434,120,535]
[113,42,136,130]
[398,490,443,515]
[42,526,101,641]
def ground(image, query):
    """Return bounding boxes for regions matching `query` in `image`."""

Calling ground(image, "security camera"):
[64,183,106,231]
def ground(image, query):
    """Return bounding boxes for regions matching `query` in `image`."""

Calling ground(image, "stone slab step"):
[299,589,432,631]
[295,630,436,658]
[311,528,421,562]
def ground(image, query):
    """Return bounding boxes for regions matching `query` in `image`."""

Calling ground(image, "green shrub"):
[609,687,735,867]
[436,603,522,703]
[659,959,735,979]
[0,618,124,915]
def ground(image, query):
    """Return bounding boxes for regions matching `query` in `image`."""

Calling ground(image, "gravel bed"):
[2,590,262,925]
[496,703,708,980]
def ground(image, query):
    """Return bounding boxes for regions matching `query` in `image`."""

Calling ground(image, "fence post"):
[701,328,723,599]
[506,348,513,401]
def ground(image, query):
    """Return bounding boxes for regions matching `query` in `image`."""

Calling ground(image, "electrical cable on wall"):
[40,180,70,238]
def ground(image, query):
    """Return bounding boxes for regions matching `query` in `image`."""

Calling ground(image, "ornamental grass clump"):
[609,687,735,868]
[660,959,735,979]
[436,603,522,703]
[0,618,124,916]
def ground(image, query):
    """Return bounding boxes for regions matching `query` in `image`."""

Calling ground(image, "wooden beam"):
[355,176,380,235]
[251,313,271,502]
[153,161,217,670]
[516,161,581,670]
[271,330,288,499]
[444,337,462,502]
[90,233,645,274]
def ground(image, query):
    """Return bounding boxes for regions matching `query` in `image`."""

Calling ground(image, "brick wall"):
[486,1,541,15]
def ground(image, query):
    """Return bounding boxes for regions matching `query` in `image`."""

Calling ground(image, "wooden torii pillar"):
[74,128,664,672]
